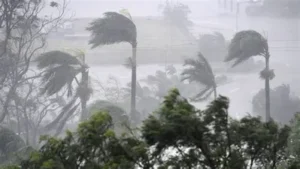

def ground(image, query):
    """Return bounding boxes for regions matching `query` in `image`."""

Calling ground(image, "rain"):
[1,0,300,168]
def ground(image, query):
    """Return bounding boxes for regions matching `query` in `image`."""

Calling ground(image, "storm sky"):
[62,0,219,18]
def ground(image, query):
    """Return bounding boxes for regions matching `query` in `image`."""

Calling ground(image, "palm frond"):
[40,65,80,96]
[190,88,214,102]
[182,52,216,101]
[198,52,214,75]
[182,52,215,86]
[182,68,214,86]
[87,12,137,48]
[36,50,80,69]
[225,30,268,67]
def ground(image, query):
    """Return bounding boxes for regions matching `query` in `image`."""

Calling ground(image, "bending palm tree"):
[225,30,274,122]
[36,50,92,129]
[87,12,138,120]
[181,52,217,101]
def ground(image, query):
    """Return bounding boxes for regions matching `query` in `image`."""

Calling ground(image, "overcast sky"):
[60,0,219,18]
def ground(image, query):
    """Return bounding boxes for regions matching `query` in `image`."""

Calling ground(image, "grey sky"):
[64,0,218,18]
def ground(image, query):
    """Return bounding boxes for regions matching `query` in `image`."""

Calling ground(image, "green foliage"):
[287,113,300,166]
[20,111,147,169]
[0,165,21,169]
[87,12,137,48]
[87,100,130,134]
[142,89,291,168]
[14,89,299,168]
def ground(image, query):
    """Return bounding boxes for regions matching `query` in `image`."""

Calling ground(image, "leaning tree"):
[182,52,217,101]
[36,50,92,129]
[87,12,138,121]
[0,0,66,123]
[225,30,274,121]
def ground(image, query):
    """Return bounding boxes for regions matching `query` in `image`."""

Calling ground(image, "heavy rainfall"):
[0,0,300,168]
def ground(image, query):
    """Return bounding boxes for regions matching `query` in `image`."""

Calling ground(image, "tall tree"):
[87,12,138,123]
[225,30,274,122]
[8,89,293,169]
[0,0,66,123]
[36,50,92,129]
[182,52,217,101]
[142,88,290,168]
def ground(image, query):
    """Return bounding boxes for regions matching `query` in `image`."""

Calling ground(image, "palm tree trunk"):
[130,43,137,123]
[80,70,89,121]
[265,54,271,122]
[213,86,217,100]
[80,97,87,120]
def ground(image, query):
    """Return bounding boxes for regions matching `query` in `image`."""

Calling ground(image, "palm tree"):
[181,52,217,101]
[36,50,92,126]
[86,12,138,119]
[225,30,274,122]
[122,82,160,119]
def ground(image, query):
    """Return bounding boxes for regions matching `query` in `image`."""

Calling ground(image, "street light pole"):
[235,1,240,32]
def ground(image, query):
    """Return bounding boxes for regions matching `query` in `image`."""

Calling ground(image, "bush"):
[252,84,300,124]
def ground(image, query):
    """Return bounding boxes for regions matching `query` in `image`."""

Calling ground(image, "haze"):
[1,0,300,167]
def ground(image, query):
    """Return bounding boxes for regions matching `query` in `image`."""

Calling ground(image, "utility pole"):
[218,0,255,32]
[235,0,240,32]
[219,0,240,32]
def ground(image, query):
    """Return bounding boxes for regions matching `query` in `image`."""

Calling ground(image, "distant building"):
[46,17,198,65]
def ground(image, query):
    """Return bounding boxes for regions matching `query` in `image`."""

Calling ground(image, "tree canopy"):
[8,88,295,169]
[87,12,137,48]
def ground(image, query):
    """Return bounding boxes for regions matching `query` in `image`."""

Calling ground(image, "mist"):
[1,0,300,168]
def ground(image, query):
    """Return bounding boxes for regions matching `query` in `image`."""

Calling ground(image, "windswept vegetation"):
[1,0,300,168]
